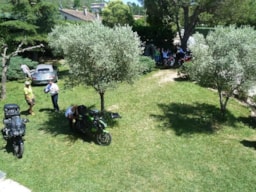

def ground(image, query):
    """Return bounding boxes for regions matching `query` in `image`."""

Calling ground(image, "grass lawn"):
[1,66,256,192]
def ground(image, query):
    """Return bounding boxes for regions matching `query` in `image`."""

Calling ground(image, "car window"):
[38,68,50,72]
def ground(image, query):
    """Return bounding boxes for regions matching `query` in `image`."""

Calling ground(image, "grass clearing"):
[1,67,256,192]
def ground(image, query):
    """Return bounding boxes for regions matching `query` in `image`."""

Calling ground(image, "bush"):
[139,55,155,74]
[1,56,38,80]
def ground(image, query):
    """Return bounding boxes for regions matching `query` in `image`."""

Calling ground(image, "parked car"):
[31,64,58,85]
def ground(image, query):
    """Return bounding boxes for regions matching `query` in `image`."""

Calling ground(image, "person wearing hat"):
[24,81,35,115]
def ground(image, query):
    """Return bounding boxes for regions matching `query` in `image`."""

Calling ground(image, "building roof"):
[59,8,98,22]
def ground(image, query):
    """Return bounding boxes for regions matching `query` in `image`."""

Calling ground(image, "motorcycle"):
[162,51,192,68]
[1,104,28,158]
[172,50,193,68]
[73,105,121,146]
[163,54,175,67]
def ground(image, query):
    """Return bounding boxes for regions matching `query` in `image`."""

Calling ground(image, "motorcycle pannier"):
[4,104,20,118]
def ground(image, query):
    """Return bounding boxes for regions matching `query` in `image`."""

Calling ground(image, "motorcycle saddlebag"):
[4,104,20,118]
[4,116,25,137]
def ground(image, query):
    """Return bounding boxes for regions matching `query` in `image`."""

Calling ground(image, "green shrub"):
[1,56,38,80]
[139,55,155,74]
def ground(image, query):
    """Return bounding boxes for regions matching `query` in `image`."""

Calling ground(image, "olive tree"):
[185,26,256,116]
[48,22,143,111]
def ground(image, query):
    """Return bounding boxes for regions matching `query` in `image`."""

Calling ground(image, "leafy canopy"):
[185,25,256,114]
[143,0,256,49]
[102,0,134,27]
[48,22,143,110]
[0,0,59,51]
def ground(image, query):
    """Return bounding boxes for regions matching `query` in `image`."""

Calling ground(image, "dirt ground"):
[152,69,180,84]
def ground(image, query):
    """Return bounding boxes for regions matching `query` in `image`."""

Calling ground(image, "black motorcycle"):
[73,105,121,146]
[1,104,28,158]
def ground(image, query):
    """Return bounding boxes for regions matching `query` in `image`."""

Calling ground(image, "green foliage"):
[0,0,59,52]
[73,0,81,9]
[209,0,256,26]
[11,0,36,23]
[133,17,147,27]
[184,26,256,113]
[195,26,215,37]
[127,1,145,15]
[143,0,256,49]
[1,56,38,80]
[102,0,134,27]
[33,1,60,33]
[0,20,38,48]
[48,22,143,110]
[139,55,155,73]
[133,25,174,48]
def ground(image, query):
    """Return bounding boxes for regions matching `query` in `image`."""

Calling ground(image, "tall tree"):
[127,2,145,15]
[183,26,256,116]
[102,0,134,27]
[144,0,247,50]
[48,22,144,111]
[0,1,59,47]
[211,0,256,26]
[33,1,60,34]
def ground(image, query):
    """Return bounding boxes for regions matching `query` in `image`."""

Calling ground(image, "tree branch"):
[10,43,44,58]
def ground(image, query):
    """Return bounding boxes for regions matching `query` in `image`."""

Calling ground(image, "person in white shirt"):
[65,105,78,130]
[44,80,60,112]
[20,64,31,79]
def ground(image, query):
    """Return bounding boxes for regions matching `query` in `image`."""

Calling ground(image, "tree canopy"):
[48,22,144,111]
[183,26,256,115]
[0,0,59,53]
[143,0,256,49]
[102,0,134,27]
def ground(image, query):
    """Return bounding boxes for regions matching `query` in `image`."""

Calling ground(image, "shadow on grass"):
[0,140,14,156]
[37,106,120,144]
[37,108,91,144]
[173,75,190,82]
[240,140,256,150]
[151,102,237,136]
[237,116,256,129]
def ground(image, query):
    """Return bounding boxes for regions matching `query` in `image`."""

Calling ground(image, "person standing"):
[44,80,60,112]
[24,81,35,115]
[154,47,161,65]
[20,64,32,79]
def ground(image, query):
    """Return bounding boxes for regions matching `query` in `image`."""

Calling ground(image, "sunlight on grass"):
[1,68,256,191]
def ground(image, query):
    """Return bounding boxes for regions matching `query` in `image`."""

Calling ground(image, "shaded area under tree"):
[151,102,238,136]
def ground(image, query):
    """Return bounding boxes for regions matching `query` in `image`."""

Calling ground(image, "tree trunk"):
[179,5,200,50]
[218,89,229,117]
[1,47,9,100]
[99,91,105,112]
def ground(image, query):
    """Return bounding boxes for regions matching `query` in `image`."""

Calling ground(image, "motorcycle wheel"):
[13,140,24,158]
[96,132,112,146]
